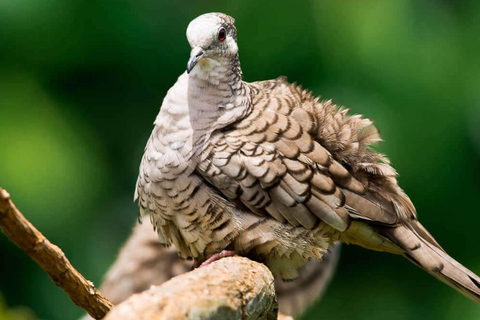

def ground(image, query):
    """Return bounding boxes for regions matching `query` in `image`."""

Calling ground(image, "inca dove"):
[135,12,480,303]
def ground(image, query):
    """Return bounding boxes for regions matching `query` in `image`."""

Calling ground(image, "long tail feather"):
[384,225,480,304]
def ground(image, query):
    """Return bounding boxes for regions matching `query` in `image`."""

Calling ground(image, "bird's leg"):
[194,250,237,268]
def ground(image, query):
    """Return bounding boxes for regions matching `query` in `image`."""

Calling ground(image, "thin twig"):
[0,188,113,319]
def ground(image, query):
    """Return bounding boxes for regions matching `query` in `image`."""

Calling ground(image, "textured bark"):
[103,256,278,320]
[0,188,113,319]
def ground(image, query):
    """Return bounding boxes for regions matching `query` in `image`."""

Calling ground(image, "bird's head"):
[186,13,238,74]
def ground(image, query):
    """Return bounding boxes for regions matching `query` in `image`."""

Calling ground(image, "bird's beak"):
[187,46,205,74]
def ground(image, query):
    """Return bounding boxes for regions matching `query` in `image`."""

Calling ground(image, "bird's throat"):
[189,54,242,86]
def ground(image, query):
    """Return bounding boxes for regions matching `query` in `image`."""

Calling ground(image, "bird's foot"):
[193,250,236,268]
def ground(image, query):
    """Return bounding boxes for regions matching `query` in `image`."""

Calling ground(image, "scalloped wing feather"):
[196,78,417,234]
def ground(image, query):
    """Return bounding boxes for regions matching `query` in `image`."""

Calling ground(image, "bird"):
[135,12,480,304]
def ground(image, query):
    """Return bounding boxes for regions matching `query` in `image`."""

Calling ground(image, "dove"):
[135,12,480,303]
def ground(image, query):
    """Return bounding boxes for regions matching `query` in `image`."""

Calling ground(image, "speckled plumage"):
[135,12,480,302]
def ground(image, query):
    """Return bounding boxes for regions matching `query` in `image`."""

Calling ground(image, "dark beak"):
[187,47,205,74]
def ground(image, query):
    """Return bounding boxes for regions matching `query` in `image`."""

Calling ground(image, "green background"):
[1,1,480,319]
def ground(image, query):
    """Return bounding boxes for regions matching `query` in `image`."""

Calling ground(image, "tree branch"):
[103,256,278,320]
[0,188,113,319]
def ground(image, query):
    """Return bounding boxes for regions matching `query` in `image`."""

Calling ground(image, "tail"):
[383,224,480,304]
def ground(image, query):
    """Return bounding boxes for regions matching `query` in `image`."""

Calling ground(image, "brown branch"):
[103,256,278,320]
[0,188,113,319]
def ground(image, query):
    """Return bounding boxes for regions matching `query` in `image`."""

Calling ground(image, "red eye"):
[218,28,226,41]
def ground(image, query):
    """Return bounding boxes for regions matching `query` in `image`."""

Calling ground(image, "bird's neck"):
[187,54,250,130]
[154,55,251,159]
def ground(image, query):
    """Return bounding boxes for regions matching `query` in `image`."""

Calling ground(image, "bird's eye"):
[218,28,226,41]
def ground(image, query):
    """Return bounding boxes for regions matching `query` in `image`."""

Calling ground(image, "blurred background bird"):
[1,1,480,320]
[78,220,341,320]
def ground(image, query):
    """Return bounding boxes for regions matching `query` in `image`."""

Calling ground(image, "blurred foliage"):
[0,0,479,319]
[0,293,36,320]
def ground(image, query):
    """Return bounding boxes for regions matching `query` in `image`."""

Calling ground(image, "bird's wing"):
[197,78,415,232]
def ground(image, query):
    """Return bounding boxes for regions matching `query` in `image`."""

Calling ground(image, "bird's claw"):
[194,250,236,268]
